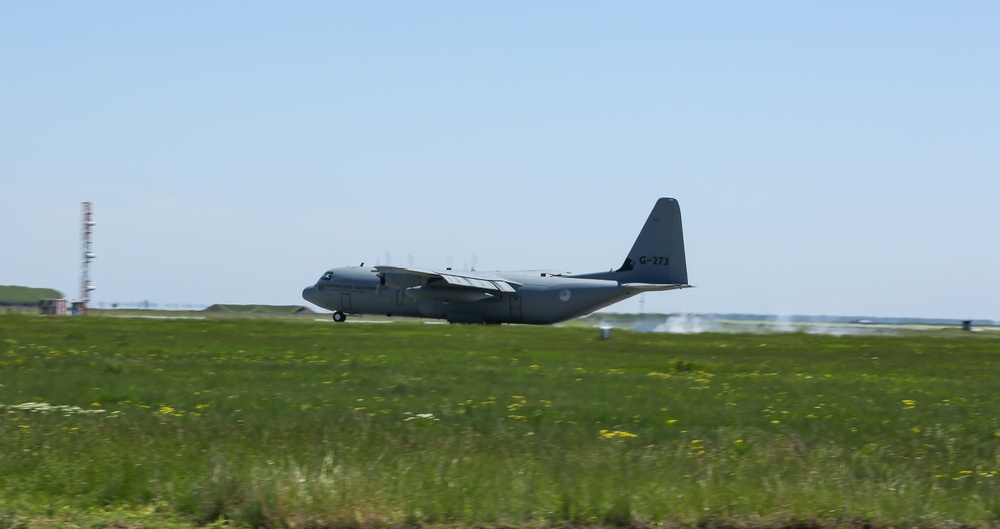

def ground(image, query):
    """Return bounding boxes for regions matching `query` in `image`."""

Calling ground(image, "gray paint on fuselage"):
[301,197,692,325]
[302,267,635,324]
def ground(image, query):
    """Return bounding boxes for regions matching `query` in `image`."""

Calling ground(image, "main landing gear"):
[332,311,347,323]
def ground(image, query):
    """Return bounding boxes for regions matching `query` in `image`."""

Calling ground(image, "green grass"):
[203,304,311,314]
[1,314,998,528]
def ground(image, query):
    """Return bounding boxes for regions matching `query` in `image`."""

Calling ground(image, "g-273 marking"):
[639,256,670,265]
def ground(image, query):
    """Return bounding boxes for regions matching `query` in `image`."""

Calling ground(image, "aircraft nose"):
[302,285,319,305]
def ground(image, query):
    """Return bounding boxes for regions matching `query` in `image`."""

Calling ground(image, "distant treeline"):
[204,304,313,314]
[0,285,65,306]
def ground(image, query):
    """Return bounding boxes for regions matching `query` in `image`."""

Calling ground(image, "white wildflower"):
[1,402,107,416]
[403,412,439,422]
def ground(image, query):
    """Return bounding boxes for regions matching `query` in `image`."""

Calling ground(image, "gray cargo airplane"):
[302,197,691,324]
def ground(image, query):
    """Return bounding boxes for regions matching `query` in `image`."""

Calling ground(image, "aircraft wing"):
[376,266,519,294]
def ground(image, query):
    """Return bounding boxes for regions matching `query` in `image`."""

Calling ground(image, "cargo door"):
[509,295,522,321]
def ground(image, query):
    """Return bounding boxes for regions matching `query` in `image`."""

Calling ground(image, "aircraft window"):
[322,272,334,281]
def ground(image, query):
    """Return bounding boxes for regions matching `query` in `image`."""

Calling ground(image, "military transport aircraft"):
[302,197,691,324]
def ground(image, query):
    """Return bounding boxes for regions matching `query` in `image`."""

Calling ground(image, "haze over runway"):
[3,3,998,320]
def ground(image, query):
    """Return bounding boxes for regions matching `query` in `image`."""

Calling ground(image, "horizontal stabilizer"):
[621,283,693,293]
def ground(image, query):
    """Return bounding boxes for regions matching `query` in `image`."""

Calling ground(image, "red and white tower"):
[79,202,96,315]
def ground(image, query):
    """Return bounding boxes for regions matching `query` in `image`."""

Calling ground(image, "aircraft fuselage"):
[302,197,691,324]
[302,267,637,324]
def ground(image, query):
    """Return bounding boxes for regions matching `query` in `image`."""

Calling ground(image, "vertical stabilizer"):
[613,197,688,285]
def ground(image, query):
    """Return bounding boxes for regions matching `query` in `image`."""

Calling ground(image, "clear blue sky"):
[3,3,998,319]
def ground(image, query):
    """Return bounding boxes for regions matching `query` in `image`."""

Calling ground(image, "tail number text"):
[639,256,670,266]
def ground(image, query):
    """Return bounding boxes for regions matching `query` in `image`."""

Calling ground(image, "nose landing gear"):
[332,311,347,323]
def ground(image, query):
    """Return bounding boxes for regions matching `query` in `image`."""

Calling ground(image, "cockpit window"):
[322,271,334,281]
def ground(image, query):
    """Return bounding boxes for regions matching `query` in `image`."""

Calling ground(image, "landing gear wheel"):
[332,311,347,323]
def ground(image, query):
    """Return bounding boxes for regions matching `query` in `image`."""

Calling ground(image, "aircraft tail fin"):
[608,197,688,285]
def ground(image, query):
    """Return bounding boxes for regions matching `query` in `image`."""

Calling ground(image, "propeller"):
[462,254,479,272]
[375,252,392,298]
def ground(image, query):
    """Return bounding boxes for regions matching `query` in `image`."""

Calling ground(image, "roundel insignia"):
[559,289,572,302]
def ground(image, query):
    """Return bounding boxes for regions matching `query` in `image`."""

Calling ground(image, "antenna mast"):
[79,202,96,315]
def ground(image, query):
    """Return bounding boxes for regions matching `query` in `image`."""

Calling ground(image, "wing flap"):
[438,273,516,293]
[376,265,518,294]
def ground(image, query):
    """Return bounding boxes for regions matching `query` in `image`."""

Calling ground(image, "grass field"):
[1,314,998,529]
